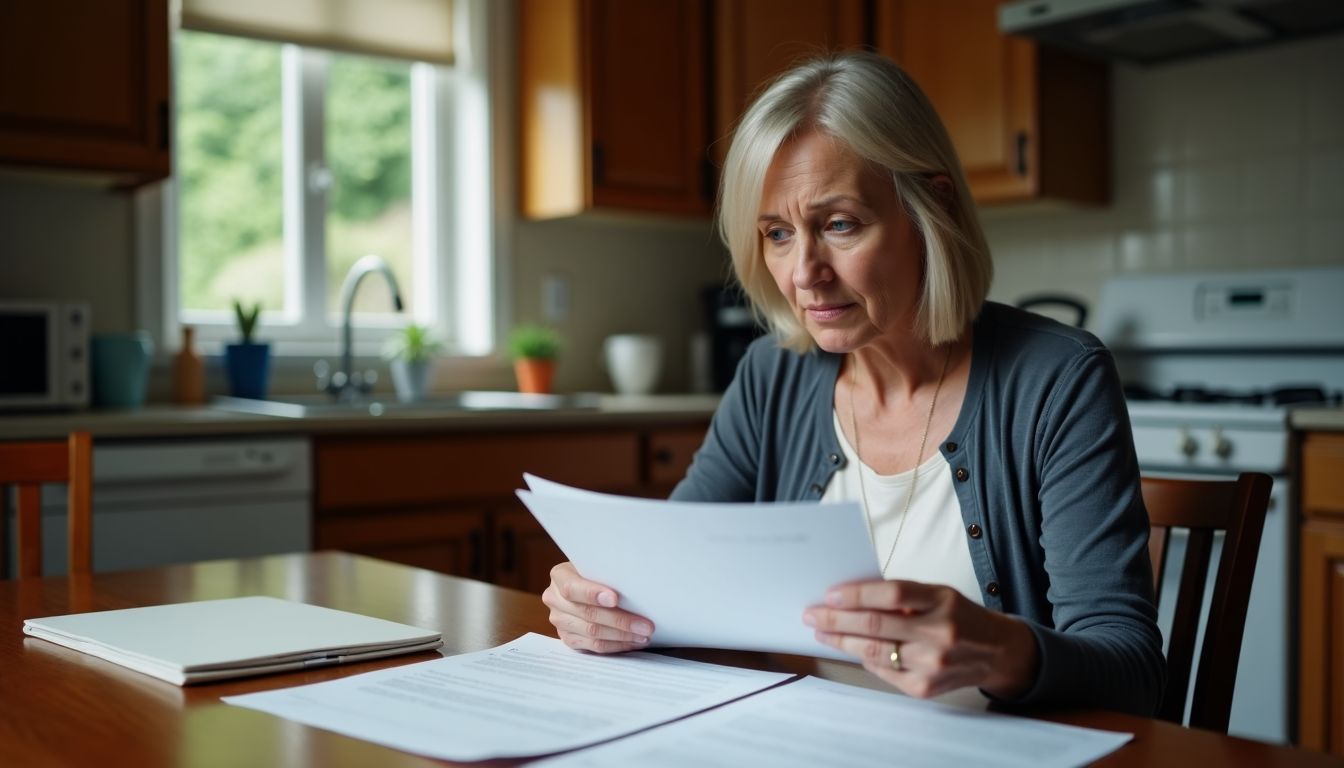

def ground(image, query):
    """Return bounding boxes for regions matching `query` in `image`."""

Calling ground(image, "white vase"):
[389,358,433,402]
[604,334,662,395]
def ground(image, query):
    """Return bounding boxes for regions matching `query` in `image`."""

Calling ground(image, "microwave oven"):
[0,302,90,411]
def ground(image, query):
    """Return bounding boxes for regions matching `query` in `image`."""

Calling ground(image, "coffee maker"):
[703,285,765,392]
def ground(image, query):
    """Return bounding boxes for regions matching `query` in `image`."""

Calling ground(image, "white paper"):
[22,596,442,685]
[535,675,1133,768]
[518,475,881,660]
[224,632,793,762]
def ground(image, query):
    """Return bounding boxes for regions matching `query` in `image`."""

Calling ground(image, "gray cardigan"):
[671,302,1164,715]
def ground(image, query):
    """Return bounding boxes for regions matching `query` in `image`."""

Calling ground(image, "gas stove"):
[1123,383,1340,407]
[1094,266,1344,746]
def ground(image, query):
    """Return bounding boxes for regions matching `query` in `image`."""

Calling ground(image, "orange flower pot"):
[514,358,556,394]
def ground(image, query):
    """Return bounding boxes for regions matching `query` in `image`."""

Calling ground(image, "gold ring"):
[889,642,903,671]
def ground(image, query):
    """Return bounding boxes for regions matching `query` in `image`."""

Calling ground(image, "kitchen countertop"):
[1292,407,1344,432]
[0,394,721,441]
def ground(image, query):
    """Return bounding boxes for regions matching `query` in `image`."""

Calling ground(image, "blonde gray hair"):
[718,51,992,350]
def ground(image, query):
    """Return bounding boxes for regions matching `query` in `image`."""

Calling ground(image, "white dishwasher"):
[7,437,312,577]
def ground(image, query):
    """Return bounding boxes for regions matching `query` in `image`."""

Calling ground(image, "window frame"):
[145,0,499,362]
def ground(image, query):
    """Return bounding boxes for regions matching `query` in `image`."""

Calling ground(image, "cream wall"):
[0,175,137,334]
[983,33,1344,323]
[512,215,728,394]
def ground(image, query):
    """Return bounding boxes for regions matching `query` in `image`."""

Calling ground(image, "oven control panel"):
[1129,422,1289,474]
[1198,283,1291,320]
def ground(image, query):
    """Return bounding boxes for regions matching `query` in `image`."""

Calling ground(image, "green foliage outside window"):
[176,31,414,316]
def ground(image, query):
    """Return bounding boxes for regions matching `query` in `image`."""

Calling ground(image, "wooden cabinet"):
[713,0,868,163]
[874,0,1109,205]
[520,0,1112,216]
[314,423,708,595]
[0,0,170,185]
[1300,432,1344,755]
[519,0,712,219]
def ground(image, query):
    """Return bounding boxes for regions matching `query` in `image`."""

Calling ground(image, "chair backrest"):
[0,432,93,578]
[1143,471,1273,733]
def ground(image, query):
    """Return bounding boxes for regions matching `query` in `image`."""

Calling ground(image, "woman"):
[544,52,1164,715]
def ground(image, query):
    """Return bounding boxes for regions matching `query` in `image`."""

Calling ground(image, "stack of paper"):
[516,475,882,659]
[226,633,1134,766]
[22,595,442,685]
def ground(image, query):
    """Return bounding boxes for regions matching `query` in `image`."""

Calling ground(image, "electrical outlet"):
[543,274,570,322]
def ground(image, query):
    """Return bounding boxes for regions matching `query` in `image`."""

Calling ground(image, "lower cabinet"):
[314,423,707,595]
[1299,432,1344,754]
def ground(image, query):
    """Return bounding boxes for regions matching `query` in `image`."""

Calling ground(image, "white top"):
[823,411,983,605]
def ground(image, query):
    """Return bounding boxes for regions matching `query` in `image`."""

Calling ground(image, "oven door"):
[1145,469,1292,745]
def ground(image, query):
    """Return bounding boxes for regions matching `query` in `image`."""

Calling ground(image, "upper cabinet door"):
[875,0,1109,206]
[588,0,710,215]
[713,0,868,161]
[519,0,711,219]
[0,0,170,185]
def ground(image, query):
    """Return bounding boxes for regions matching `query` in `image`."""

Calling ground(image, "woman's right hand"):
[542,561,655,653]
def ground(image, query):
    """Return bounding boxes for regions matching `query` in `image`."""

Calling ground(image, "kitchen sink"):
[212,391,604,418]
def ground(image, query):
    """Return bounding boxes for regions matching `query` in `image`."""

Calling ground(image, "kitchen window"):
[161,0,496,357]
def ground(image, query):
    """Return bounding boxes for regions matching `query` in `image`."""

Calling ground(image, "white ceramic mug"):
[604,334,662,395]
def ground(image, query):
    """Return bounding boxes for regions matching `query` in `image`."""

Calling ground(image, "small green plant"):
[233,300,262,344]
[507,325,562,360]
[383,323,444,363]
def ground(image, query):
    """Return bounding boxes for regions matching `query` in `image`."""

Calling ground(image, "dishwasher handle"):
[94,443,302,485]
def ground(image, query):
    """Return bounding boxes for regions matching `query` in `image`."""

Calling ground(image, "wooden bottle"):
[173,325,206,405]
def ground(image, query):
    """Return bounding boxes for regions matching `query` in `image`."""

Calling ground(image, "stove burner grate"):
[1123,383,1339,407]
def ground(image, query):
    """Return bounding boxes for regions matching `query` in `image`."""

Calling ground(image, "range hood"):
[999,0,1344,64]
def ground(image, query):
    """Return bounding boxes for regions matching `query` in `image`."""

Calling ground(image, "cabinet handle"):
[1015,132,1028,176]
[159,101,170,151]
[469,530,484,579]
[701,156,716,203]
[653,447,674,465]
[501,527,517,572]
[592,143,606,183]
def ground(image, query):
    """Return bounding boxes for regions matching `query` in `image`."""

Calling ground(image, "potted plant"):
[383,323,443,403]
[224,300,271,399]
[508,325,562,394]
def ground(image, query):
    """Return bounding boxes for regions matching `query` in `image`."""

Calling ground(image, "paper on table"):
[223,632,794,762]
[518,474,882,660]
[22,596,442,685]
[534,675,1133,768]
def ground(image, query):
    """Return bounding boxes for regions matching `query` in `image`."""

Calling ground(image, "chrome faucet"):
[320,254,404,400]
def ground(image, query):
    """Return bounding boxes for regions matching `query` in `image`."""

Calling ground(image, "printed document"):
[517,474,881,660]
[224,632,793,762]
[534,675,1133,768]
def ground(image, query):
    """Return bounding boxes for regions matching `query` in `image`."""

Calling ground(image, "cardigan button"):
[986,581,1000,596]
[810,483,825,496]
[967,523,982,539]
[945,441,958,452]
[955,467,969,482]
[827,452,841,465]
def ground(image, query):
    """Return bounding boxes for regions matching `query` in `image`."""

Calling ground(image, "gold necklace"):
[849,346,952,576]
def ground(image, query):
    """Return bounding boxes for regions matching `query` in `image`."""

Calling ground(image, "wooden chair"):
[0,432,93,578]
[1143,472,1273,733]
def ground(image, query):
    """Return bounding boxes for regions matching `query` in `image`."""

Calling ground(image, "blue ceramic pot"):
[224,342,272,400]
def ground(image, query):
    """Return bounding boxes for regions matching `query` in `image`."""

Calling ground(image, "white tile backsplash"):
[985,33,1344,326]
[1241,155,1303,216]
[1305,217,1344,264]
[1305,37,1344,146]
[1183,162,1243,221]
[1305,148,1344,212]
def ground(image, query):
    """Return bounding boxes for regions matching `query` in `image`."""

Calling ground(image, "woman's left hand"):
[803,579,1040,700]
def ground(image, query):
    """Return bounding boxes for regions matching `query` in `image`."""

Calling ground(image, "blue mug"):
[91,332,154,409]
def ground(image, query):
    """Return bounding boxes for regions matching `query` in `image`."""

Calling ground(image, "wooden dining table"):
[2,551,1339,767]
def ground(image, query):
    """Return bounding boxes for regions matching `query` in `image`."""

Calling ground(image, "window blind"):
[179,0,454,64]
